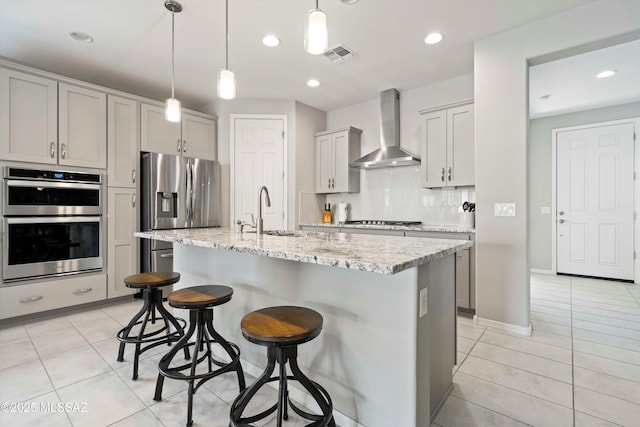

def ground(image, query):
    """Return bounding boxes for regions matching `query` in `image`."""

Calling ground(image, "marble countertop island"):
[135,227,466,426]
[134,227,472,275]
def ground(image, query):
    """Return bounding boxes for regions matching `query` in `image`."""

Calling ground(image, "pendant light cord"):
[171,9,175,98]
[225,0,229,69]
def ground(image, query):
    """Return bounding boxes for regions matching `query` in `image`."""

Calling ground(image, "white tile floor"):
[0,273,638,426]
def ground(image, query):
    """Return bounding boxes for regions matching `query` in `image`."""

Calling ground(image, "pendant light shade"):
[305,1,327,55]
[164,0,182,122]
[217,0,236,99]
[217,69,236,100]
[165,97,181,122]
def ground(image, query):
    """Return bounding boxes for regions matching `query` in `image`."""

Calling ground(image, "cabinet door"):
[0,68,57,164]
[59,83,107,168]
[316,134,334,193]
[140,103,181,155]
[107,187,138,298]
[332,131,350,193]
[455,248,470,308]
[422,110,447,188]
[446,104,474,187]
[108,96,139,188]
[182,113,216,160]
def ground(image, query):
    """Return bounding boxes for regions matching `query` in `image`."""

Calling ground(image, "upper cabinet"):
[315,126,361,194]
[59,83,107,169]
[0,68,107,168]
[141,103,216,161]
[421,103,474,188]
[0,68,58,164]
[107,95,139,188]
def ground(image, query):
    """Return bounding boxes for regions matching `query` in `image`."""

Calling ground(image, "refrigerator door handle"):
[185,160,192,226]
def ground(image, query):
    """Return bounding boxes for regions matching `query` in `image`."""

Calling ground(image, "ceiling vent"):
[323,44,357,63]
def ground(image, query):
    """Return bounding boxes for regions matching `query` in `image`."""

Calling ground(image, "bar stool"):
[154,285,246,427]
[116,272,188,380]
[229,306,335,427]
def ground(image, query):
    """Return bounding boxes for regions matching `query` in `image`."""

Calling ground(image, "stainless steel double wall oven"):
[2,167,103,282]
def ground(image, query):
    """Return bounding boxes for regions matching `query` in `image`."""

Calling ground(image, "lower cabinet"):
[0,274,107,319]
[107,187,138,298]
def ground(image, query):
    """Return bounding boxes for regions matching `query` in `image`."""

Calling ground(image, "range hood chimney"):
[350,88,420,169]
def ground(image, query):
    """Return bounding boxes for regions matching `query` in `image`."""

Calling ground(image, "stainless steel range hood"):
[350,88,420,169]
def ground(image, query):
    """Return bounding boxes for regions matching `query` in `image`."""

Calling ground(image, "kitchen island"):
[135,228,472,427]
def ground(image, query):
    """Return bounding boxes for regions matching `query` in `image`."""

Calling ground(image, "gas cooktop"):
[344,220,422,226]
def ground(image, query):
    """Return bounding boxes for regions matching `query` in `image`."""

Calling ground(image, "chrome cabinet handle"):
[132,193,136,207]
[182,140,187,152]
[50,141,56,158]
[441,167,445,182]
[60,143,66,159]
[328,178,331,189]
[177,139,181,152]
[19,296,43,303]
[331,178,335,189]
[160,253,173,258]
[72,288,93,295]
[448,167,452,181]
[131,169,136,183]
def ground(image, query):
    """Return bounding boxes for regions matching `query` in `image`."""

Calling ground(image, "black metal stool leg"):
[132,305,152,380]
[117,300,149,362]
[154,317,197,401]
[205,318,246,391]
[153,289,191,360]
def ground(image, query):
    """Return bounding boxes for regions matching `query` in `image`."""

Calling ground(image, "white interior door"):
[556,122,635,280]
[233,117,285,230]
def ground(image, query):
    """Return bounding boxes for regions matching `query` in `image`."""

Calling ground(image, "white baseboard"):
[474,315,533,337]
[212,347,363,427]
[530,268,554,275]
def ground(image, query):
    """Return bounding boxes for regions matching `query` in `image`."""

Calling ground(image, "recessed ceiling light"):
[596,70,616,79]
[307,79,320,87]
[539,94,551,100]
[424,33,443,45]
[70,31,94,43]
[262,35,280,47]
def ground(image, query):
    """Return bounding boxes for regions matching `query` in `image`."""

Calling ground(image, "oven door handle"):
[5,180,102,191]
[6,216,101,225]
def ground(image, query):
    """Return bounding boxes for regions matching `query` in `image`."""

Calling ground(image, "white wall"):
[323,74,475,224]
[529,102,640,271]
[475,0,640,329]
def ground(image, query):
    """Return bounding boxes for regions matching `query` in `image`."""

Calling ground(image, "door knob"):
[559,219,565,223]
[559,211,564,215]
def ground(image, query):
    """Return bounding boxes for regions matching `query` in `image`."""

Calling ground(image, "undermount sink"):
[263,230,303,237]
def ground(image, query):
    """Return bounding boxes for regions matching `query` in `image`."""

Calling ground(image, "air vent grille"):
[323,44,357,63]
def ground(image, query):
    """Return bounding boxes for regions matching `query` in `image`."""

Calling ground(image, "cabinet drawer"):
[0,274,106,319]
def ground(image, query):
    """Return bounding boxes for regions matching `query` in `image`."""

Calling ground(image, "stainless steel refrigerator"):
[140,152,221,273]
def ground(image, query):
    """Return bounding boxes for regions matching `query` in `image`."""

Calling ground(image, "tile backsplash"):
[302,166,475,226]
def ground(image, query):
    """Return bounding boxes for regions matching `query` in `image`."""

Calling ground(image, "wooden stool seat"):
[124,271,181,289]
[167,285,233,309]
[241,306,323,346]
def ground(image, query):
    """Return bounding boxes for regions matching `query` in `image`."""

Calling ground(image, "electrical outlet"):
[494,202,516,217]
[419,287,428,318]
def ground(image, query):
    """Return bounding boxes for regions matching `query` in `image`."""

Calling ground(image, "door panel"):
[233,117,285,230]
[557,122,634,280]
[316,134,333,192]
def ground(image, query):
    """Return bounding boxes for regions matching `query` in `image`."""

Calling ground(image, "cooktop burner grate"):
[344,220,422,226]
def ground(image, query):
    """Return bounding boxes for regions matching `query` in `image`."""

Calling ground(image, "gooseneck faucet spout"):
[257,186,271,235]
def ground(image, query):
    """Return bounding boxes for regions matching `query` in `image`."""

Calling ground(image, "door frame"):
[229,114,288,230]
[551,117,640,281]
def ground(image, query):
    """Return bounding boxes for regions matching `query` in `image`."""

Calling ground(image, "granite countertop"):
[135,228,472,275]
[300,223,476,234]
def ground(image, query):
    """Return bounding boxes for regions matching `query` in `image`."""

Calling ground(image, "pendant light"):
[217,0,236,99]
[305,0,328,55]
[165,0,182,122]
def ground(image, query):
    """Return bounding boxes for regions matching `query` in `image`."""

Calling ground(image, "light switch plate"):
[419,287,428,318]
[494,203,516,217]
[540,206,551,215]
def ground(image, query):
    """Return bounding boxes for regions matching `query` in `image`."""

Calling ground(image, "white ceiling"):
[0,0,593,112]
[529,38,640,119]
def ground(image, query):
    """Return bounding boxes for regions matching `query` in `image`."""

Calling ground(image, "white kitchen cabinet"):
[421,103,474,188]
[405,230,475,311]
[0,68,58,164]
[315,126,361,193]
[141,103,216,160]
[107,187,138,298]
[0,274,106,320]
[58,83,107,169]
[107,95,139,188]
